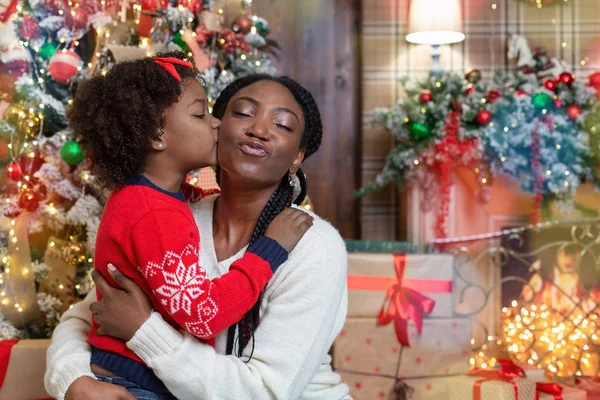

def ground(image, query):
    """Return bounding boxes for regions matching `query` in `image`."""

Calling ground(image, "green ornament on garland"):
[172,32,188,52]
[255,20,268,36]
[409,122,431,141]
[39,42,57,60]
[531,92,554,112]
[61,141,85,165]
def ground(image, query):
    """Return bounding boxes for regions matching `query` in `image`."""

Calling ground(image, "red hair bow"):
[153,57,194,82]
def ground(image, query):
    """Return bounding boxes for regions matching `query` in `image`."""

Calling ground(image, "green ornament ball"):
[409,122,431,141]
[531,92,554,112]
[172,32,188,52]
[61,141,85,165]
[39,42,57,60]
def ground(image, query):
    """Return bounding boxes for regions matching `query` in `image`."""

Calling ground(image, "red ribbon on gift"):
[347,254,450,347]
[536,383,563,400]
[496,359,526,378]
[468,367,520,400]
[0,340,19,389]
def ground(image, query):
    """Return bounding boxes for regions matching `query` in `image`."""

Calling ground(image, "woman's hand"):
[90,265,153,342]
[65,376,136,400]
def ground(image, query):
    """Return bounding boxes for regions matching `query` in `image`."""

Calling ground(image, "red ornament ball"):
[5,161,21,181]
[554,99,562,108]
[231,15,253,35]
[18,188,42,212]
[476,110,493,126]
[486,89,501,104]
[419,90,432,103]
[566,104,582,120]
[465,83,475,95]
[65,9,88,30]
[543,79,557,92]
[515,89,527,97]
[18,15,40,39]
[589,72,600,90]
[48,50,82,83]
[557,72,575,86]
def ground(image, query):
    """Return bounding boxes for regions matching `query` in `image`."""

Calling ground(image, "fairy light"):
[241,54,247,60]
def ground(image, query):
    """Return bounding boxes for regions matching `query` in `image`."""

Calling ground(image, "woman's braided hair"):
[212,74,322,358]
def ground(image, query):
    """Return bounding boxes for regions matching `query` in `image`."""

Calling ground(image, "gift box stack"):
[447,360,587,400]
[333,251,473,399]
[0,339,52,400]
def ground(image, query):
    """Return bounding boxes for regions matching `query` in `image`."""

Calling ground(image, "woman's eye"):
[195,114,205,119]
[233,111,251,117]
[276,124,292,132]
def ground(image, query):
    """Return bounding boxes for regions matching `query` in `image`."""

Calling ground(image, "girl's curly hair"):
[68,51,200,190]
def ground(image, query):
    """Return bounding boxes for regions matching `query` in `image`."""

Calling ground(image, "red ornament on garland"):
[476,110,493,126]
[18,188,42,212]
[557,72,575,86]
[419,90,432,103]
[65,9,88,30]
[566,104,582,120]
[589,72,600,90]
[543,79,557,91]
[465,84,475,95]
[486,89,501,104]
[5,161,21,181]
[48,50,82,83]
[554,99,562,108]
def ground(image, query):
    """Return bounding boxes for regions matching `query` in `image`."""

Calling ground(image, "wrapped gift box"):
[0,339,51,400]
[523,367,545,383]
[333,318,471,378]
[347,253,454,319]
[339,371,452,400]
[448,373,536,400]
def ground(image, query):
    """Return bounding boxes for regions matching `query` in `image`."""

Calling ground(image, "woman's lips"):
[239,142,269,157]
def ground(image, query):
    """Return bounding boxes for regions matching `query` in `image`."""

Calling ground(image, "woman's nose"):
[247,121,269,140]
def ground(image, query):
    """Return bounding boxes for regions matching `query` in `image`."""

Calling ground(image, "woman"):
[45,74,351,400]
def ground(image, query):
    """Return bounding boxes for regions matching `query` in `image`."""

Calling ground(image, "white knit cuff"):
[126,312,184,363]
[54,368,96,400]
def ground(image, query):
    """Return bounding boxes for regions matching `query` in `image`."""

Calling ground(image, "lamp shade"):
[405,0,465,45]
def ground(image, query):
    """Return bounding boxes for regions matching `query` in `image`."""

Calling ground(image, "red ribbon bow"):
[377,255,436,347]
[536,383,563,400]
[153,57,194,82]
[496,359,526,378]
[468,368,519,400]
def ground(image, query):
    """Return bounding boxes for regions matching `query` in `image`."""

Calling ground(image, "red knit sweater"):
[88,178,287,364]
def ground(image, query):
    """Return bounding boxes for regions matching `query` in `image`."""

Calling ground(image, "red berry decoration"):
[419,90,432,103]
[486,89,501,104]
[5,161,21,181]
[557,72,575,86]
[515,90,527,97]
[476,110,493,126]
[566,104,582,120]
[543,79,557,91]
[554,99,562,108]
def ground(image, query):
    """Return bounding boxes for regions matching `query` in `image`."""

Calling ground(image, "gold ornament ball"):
[231,15,253,35]
[5,103,27,125]
[19,115,40,138]
[62,241,87,266]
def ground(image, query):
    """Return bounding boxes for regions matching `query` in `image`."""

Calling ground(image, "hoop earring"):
[288,172,296,187]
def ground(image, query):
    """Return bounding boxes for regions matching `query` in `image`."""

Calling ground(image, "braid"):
[215,74,323,359]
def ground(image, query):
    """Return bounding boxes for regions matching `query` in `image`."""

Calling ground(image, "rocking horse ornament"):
[507,34,569,78]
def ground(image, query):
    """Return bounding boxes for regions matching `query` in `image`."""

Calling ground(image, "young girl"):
[66,51,312,398]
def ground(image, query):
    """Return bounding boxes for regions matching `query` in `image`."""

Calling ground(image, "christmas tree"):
[0,0,279,339]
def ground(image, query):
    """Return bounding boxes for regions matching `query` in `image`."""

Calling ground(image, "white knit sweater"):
[44,195,351,400]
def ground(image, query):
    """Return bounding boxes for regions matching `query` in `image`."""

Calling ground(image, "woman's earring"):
[158,125,165,137]
[158,143,163,148]
[288,172,296,187]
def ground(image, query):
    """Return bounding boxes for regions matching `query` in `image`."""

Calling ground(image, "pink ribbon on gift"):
[347,254,451,347]
[536,383,563,400]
